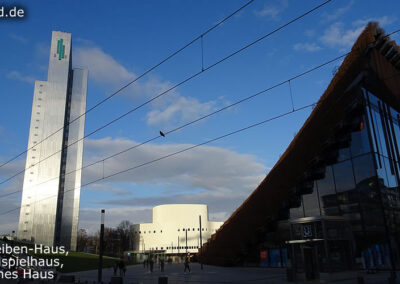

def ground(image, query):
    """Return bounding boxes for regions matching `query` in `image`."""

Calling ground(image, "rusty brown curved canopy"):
[199,23,400,266]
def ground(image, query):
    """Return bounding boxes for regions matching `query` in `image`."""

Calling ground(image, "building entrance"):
[286,216,354,280]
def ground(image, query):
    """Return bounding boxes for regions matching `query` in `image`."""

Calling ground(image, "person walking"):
[122,261,127,277]
[118,259,125,277]
[113,261,118,276]
[149,257,154,273]
[160,259,165,272]
[184,256,191,273]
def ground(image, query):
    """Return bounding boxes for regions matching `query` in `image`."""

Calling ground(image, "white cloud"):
[321,0,354,22]
[0,158,22,233]
[79,207,152,234]
[320,22,364,49]
[352,16,396,28]
[147,96,217,126]
[9,33,28,44]
[75,137,267,233]
[82,137,266,192]
[0,135,267,234]
[255,0,288,19]
[320,16,397,50]
[35,42,50,58]
[0,208,19,235]
[0,158,25,200]
[7,71,35,84]
[305,30,315,38]
[293,42,321,52]
[73,45,222,126]
[74,47,133,86]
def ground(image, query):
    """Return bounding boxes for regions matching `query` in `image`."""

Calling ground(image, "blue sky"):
[1,0,399,233]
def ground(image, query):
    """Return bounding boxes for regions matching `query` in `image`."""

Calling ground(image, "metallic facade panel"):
[18,31,87,250]
[59,69,88,250]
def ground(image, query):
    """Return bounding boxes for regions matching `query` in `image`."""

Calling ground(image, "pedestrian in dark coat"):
[184,256,191,273]
[160,259,165,272]
[149,257,154,273]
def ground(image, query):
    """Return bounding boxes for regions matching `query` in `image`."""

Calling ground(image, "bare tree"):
[76,229,88,252]
[117,220,131,252]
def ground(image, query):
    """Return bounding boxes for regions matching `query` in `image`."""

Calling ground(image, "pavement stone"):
[58,263,400,284]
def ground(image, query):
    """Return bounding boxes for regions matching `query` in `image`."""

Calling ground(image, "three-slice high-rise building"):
[18,31,87,250]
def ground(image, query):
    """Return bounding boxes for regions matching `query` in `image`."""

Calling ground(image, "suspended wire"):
[1,27,400,216]
[0,0,256,169]
[0,52,348,199]
[0,102,316,216]
[2,26,400,198]
[0,0,333,187]
[288,80,294,111]
[201,35,205,72]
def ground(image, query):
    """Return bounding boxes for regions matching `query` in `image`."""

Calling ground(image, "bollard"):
[158,276,168,284]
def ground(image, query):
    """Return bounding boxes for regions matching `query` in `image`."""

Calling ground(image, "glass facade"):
[267,88,400,273]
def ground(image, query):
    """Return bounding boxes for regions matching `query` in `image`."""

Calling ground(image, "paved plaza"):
[63,263,399,284]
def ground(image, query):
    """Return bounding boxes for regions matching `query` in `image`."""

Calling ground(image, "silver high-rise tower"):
[18,31,87,250]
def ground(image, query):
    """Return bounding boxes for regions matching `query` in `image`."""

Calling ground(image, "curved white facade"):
[132,204,223,254]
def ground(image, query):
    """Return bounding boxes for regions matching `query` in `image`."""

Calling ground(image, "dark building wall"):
[200,23,400,268]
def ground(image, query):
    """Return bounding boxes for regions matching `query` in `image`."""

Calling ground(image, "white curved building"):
[132,204,223,254]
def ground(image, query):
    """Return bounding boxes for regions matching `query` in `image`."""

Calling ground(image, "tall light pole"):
[199,215,203,270]
[98,209,105,283]
[185,229,188,255]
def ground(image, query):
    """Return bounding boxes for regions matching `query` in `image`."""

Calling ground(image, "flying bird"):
[159,131,165,137]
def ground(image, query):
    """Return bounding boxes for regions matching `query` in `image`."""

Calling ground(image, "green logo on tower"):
[57,39,65,60]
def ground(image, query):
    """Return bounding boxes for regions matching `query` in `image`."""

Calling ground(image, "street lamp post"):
[185,229,188,255]
[98,209,105,283]
[199,215,203,270]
